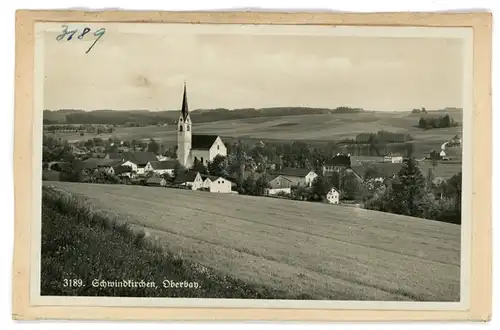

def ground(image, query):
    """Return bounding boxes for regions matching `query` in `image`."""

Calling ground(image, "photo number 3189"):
[63,279,84,288]
[56,25,106,54]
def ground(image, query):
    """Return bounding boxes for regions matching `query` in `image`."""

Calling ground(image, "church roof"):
[191,135,219,150]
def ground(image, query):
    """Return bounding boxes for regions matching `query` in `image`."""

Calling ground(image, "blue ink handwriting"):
[56,25,106,54]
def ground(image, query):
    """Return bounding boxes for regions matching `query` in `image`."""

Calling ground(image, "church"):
[177,83,227,168]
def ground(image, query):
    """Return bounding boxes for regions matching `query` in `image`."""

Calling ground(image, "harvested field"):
[46,181,461,301]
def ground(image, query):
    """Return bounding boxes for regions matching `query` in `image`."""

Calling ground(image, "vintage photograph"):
[35,22,470,307]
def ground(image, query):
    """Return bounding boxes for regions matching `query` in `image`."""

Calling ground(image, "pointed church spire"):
[181,81,189,120]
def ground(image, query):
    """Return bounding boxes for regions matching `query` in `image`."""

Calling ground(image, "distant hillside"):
[43,106,364,125]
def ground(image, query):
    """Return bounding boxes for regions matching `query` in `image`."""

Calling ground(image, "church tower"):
[177,82,192,167]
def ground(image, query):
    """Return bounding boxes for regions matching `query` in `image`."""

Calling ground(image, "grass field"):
[46,181,461,301]
[42,187,304,298]
[51,110,463,158]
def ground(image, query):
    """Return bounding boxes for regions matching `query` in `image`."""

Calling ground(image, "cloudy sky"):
[43,24,466,112]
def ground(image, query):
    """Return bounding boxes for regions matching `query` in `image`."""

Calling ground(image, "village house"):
[174,171,204,190]
[81,158,122,175]
[122,151,158,175]
[383,154,403,164]
[326,187,340,204]
[322,154,352,176]
[272,167,317,187]
[200,174,233,193]
[156,155,169,161]
[176,83,227,168]
[104,153,124,161]
[146,177,167,187]
[113,165,135,179]
[71,145,89,157]
[264,174,293,196]
[439,150,451,160]
[350,155,383,165]
[350,163,403,182]
[144,160,177,176]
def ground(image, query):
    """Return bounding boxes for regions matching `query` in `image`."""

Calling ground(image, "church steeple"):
[177,81,192,168]
[181,81,189,120]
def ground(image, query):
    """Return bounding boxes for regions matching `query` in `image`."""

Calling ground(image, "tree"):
[341,172,363,201]
[254,176,270,196]
[441,114,451,127]
[191,158,208,175]
[363,164,382,181]
[147,138,160,154]
[207,155,229,178]
[418,117,428,129]
[241,175,257,195]
[311,175,331,201]
[173,160,185,181]
[446,172,462,222]
[395,158,429,217]
[230,140,252,185]
[426,167,435,187]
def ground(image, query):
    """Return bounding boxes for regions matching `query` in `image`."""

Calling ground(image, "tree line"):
[418,114,459,129]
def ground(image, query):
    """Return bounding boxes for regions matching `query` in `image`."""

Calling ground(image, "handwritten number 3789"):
[56,25,106,54]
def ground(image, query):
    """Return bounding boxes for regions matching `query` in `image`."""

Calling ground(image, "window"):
[201,157,204,163]
[187,125,190,131]
[179,126,183,132]
[217,145,219,150]
[218,180,221,184]
[194,157,198,162]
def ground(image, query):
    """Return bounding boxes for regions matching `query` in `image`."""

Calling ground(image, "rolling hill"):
[49,109,463,159]
[45,182,461,301]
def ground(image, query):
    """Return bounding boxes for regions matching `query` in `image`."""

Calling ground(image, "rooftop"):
[148,160,178,170]
[273,167,313,178]
[123,151,158,166]
[191,135,219,150]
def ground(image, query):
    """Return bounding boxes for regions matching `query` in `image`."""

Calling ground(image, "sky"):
[43,24,466,112]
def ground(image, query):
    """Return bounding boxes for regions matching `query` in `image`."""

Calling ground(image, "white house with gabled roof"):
[326,187,340,204]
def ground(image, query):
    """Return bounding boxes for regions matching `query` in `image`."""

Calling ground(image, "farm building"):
[174,170,203,190]
[272,167,317,187]
[146,177,167,187]
[326,187,340,204]
[144,160,177,176]
[264,174,293,196]
[176,83,228,168]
